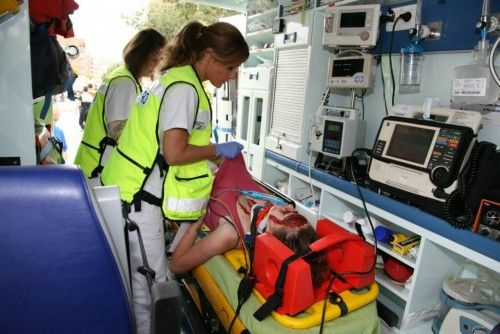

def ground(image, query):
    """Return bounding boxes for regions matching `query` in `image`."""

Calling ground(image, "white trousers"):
[128,202,167,334]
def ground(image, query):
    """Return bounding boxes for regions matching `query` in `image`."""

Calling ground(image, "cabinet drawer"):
[266,135,300,160]
[238,67,273,90]
[274,11,313,49]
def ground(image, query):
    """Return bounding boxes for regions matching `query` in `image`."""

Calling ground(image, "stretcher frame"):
[181,247,380,334]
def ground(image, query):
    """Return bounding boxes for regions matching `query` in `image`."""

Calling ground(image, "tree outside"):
[100,0,238,79]
[124,0,238,41]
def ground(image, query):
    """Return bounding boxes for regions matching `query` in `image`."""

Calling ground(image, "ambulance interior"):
[1,0,500,333]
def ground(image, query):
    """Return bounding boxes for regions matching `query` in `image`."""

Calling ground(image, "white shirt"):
[105,77,138,123]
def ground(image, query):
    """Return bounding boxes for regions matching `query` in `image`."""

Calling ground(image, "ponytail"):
[162,21,248,70]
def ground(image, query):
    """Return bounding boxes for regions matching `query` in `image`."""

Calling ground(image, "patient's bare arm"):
[107,120,127,140]
[169,220,239,274]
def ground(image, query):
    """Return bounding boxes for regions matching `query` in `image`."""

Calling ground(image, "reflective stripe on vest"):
[74,65,140,178]
[165,196,210,216]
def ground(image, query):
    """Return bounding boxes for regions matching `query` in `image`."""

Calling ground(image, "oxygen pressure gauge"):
[473,199,500,241]
[484,208,500,227]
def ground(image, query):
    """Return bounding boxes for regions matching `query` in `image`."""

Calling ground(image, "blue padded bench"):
[0,165,134,333]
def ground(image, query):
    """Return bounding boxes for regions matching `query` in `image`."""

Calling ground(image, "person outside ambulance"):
[100,21,249,334]
[74,28,166,180]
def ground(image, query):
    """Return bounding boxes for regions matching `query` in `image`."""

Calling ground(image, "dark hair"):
[123,28,167,82]
[272,221,330,288]
[162,21,249,70]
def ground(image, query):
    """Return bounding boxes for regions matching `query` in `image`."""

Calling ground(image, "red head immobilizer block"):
[316,219,376,293]
[252,218,375,316]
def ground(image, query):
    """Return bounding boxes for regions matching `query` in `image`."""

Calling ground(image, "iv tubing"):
[238,190,287,206]
[350,89,356,108]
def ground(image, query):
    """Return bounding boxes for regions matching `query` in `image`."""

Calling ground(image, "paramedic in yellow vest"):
[100,21,248,334]
[74,29,166,180]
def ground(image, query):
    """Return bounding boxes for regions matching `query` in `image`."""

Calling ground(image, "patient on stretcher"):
[169,155,329,287]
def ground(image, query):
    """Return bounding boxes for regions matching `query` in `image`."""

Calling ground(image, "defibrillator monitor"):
[323,4,381,47]
[369,115,476,217]
[327,51,375,88]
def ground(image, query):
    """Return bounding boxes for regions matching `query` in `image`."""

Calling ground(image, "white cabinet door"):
[236,88,271,179]
[236,88,252,144]
[0,3,36,165]
[247,90,270,179]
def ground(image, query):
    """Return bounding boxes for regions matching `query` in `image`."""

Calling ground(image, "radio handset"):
[443,141,498,229]
[430,166,454,200]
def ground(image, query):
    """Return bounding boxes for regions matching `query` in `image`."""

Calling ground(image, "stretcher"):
[179,156,380,333]
[183,248,380,334]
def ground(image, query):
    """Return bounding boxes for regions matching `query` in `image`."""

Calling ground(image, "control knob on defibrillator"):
[430,166,451,188]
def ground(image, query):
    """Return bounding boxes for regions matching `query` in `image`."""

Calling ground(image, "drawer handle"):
[283,31,297,44]
[249,73,259,80]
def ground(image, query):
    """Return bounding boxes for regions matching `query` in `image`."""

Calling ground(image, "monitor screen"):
[332,58,364,77]
[323,120,343,154]
[386,124,436,164]
[340,12,366,28]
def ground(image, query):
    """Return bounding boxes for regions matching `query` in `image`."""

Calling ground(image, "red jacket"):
[29,0,79,37]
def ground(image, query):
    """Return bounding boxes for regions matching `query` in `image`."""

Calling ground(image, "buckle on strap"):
[329,292,348,316]
[155,154,168,177]
[90,165,104,178]
[156,154,168,172]
[98,136,117,153]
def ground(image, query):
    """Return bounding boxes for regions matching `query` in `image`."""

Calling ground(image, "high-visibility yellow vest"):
[101,65,213,220]
[74,66,140,178]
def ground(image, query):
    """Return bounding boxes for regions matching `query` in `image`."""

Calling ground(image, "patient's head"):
[267,206,315,251]
[266,206,330,288]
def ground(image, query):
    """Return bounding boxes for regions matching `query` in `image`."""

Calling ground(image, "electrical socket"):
[386,4,417,32]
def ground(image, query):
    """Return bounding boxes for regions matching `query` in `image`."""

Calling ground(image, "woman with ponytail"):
[101,21,249,334]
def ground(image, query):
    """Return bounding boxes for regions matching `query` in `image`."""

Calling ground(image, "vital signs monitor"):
[323,4,381,47]
[327,50,375,89]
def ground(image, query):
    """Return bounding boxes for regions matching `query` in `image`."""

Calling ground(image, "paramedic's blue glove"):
[215,142,243,159]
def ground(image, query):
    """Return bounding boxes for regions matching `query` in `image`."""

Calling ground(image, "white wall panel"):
[0,3,35,165]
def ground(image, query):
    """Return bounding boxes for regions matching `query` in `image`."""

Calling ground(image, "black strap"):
[114,150,167,212]
[228,205,264,333]
[329,292,348,316]
[90,165,104,179]
[98,136,117,153]
[253,248,309,321]
[132,190,162,212]
[248,205,262,268]
[122,202,133,293]
[354,222,365,240]
[83,136,117,178]
[116,147,151,175]
[121,201,156,295]
[156,153,169,177]
[81,140,100,151]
